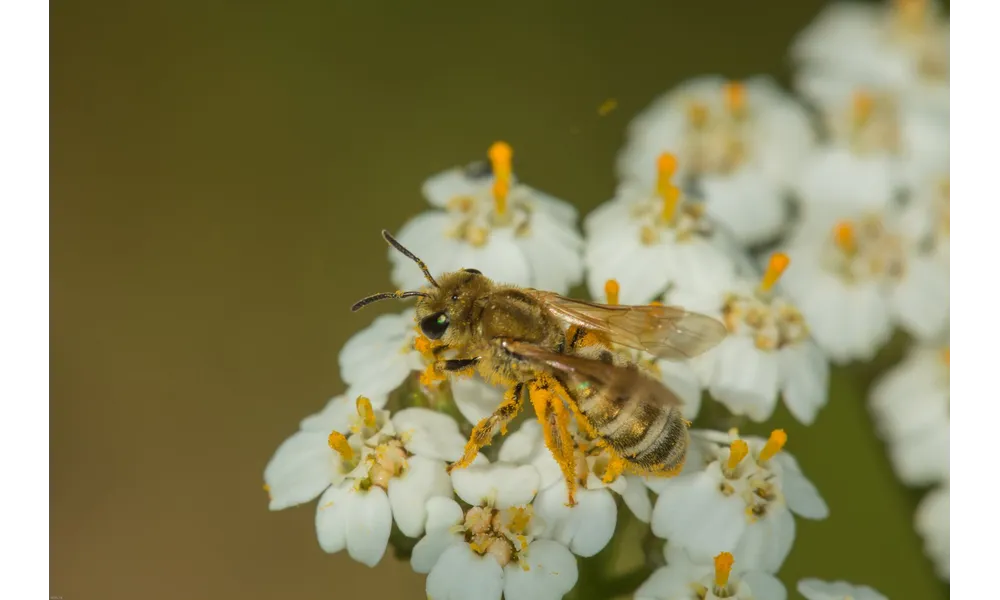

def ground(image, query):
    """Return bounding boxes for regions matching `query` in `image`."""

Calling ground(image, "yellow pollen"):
[262,483,270,492]
[356,395,376,429]
[833,221,856,254]
[941,346,949,367]
[492,178,509,215]
[604,279,620,306]
[759,253,790,292]
[687,102,709,128]
[758,429,787,463]
[727,439,748,470]
[656,153,682,223]
[723,81,747,117]
[853,91,875,126]
[597,98,618,116]
[714,552,735,587]
[328,430,353,461]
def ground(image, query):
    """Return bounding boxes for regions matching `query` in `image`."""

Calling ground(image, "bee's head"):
[351,230,488,342]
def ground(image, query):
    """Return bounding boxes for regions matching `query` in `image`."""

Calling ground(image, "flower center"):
[364,439,409,490]
[462,504,535,568]
[681,81,751,175]
[712,429,789,522]
[888,0,949,81]
[838,90,901,156]
[442,142,536,245]
[825,216,908,282]
[722,254,807,351]
[635,153,714,246]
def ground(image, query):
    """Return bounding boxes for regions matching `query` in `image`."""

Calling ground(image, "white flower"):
[900,169,949,268]
[339,308,504,419]
[411,462,578,600]
[915,484,949,580]
[793,72,948,198]
[790,0,949,114]
[667,254,830,425]
[797,578,888,600]
[263,395,467,567]
[636,546,786,600]
[649,429,829,574]
[389,142,584,294]
[778,207,949,363]
[583,154,751,304]
[499,420,652,558]
[870,341,949,485]
[617,76,815,245]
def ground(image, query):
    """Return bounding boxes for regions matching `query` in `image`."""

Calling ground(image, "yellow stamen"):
[356,395,376,429]
[597,98,618,116]
[262,483,270,492]
[687,102,709,128]
[853,91,875,127]
[489,141,513,216]
[941,346,949,367]
[328,430,353,461]
[604,279,620,306]
[723,81,747,117]
[714,552,735,588]
[759,253,790,292]
[833,221,856,254]
[492,178,509,215]
[657,152,681,223]
[727,439,748,470]
[758,429,787,463]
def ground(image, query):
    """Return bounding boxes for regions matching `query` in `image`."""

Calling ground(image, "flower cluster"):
[264,2,946,597]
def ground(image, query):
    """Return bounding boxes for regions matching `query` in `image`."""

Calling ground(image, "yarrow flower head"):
[410,461,578,600]
[649,428,829,574]
[797,577,889,600]
[777,207,949,363]
[389,142,584,294]
[616,76,815,246]
[636,547,786,600]
[869,339,949,485]
[584,153,751,305]
[668,254,830,425]
[791,0,949,114]
[263,395,467,567]
[499,420,653,558]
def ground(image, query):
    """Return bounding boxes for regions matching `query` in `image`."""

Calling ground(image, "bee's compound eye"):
[463,268,482,275]
[420,311,450,340]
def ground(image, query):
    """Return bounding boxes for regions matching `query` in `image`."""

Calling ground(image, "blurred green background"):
[51,0,947,598]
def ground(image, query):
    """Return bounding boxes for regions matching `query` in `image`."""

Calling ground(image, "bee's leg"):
[447,382,524,473]
[601,450,628,484]
[548,375,600,440]
[441,358,479,371]
[529,378,579,507]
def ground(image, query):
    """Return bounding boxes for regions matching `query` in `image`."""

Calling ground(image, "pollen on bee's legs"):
[547,374,600,439]
[530,382,578,506]
[447,384,523,473]
[601,452,627,484]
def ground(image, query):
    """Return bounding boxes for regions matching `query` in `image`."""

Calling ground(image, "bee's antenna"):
[351,290,429,312]
[382,229,439,288]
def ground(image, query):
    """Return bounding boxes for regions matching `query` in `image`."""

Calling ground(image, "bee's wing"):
[529,291,727,361]
[501,340,683,407]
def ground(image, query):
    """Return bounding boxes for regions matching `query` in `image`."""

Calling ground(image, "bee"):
[352,230,727,505]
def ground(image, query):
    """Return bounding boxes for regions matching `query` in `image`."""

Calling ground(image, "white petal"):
[314,484,350,553]
[498,420,563,490]
[635,564,706,600]
[461,232,533,288]
[344,487,392,567]
[734,505,795,574]
[452,377,506,426]
[700,168,786,246]
[298,395,358,432]
[534,484,617,557]
[710,337,779,422]
[338,311,415,399]
[452,463,540,508]
[264,430,334,510]
[586,235,671,306]
[797,578,888,600]
[516,212,584,295]
[650,472,746,562]
[655,359,703,420]
[773,454,829,519]
[778,343,829,425]
[503,540,579,600]
[411,533,464,574]
[422,168,478,208]
[393,407,468,462]
[891,256,950,340]
[388,455,453,537]
[426,544,504,600]
[741,571,787,600]
[620,476,653,523]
